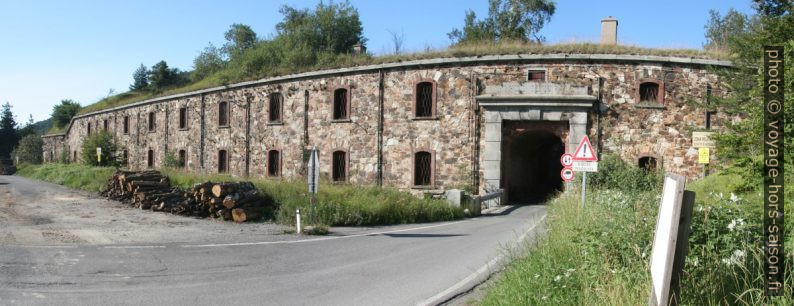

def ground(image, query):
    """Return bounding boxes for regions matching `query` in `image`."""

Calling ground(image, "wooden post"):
[668,191,695,305]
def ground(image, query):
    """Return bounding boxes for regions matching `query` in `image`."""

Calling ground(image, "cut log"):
[232,208,262,223]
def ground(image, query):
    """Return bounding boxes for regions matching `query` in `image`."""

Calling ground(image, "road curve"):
[0,176,547,306]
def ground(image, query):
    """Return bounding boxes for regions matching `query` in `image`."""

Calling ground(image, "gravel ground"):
[0,175,298,245]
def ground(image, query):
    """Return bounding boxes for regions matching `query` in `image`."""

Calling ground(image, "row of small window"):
[141,149,435,186]
[92,81,439,135]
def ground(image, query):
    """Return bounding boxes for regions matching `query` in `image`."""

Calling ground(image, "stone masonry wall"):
[46,56,727,195]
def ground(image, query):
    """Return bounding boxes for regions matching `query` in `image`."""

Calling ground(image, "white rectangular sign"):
[648,174,686,306]
[307,148,319,194]
[692,131,716,148]
[572,161,597,172]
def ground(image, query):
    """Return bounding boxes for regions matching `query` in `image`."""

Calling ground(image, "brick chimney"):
[600,16,618,45]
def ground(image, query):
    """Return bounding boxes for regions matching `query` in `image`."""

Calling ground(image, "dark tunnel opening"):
[503,129,565,204]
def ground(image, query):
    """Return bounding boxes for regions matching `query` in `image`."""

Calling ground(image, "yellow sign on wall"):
[698,147,710,164]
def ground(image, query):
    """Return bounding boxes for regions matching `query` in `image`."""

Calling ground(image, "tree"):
[148,60,181,90]
[708,2,793,190]
[448,0,556,44]
[223,23,257,60]
[276,1,366,54]
[0,102,19,159]
[130,64,149,91]
[388,29,405,55]
[51,99,81,128]
[18,115,37,137]
[703,9,750,51]
[192,42,227,81]
[11,134,43,164]
[81,130,117,166]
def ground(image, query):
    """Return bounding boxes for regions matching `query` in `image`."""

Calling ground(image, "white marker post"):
[296,208,302,234]
[96,147,102,164]
[572,136,598,208]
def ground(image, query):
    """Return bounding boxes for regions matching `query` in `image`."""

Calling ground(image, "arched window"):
[218,102,229,127]
[148,112,156,131]
[269,93,283,123]
[639,156,657,171]
[415,82,435,118]
[332,151,348,182]
[333,88,349,120]
[267,150,281,177]
[639,82,660,102]
[413,151,433,186]
[147,149,154,168]
[218,150,228,173]
[178,149,186,168]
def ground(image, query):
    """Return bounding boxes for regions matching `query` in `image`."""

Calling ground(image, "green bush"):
[80,130,117,166]
[588,154,662,192]
[11,134,43,164]
[163,150,180,168]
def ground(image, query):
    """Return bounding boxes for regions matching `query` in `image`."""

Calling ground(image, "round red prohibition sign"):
[560,153,574,167]
[561,168,575,182]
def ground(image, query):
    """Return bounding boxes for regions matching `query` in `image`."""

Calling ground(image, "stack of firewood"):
[187,181,264,222]
[101,170,268,223]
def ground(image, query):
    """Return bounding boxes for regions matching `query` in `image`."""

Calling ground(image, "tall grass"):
[482,171,794,305]
[16,164,463,226]
[482,190,657,305]
[16,163,116,192]
[162,168,463,226]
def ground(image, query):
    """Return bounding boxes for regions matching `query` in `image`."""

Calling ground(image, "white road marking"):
[415,213,547,306]
[103,245,166,249]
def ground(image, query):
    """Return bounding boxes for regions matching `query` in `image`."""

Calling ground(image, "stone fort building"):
[42,20,731,203]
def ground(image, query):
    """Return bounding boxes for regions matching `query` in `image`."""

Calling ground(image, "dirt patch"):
[0,175,296,246]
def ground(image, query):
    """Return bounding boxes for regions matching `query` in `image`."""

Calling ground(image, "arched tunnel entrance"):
[501,122,566,204]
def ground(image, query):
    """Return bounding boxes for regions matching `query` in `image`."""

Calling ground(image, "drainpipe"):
[377,69,385,187]
[245,95,252,177]
[596,77,605,160]
[303,90,309,147]
[472,73,481,194]
[164,107,169,154]
[200,94,205,170]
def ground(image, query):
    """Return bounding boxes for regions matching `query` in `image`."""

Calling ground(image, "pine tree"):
[130,64,149,91]
[0,102,19,159]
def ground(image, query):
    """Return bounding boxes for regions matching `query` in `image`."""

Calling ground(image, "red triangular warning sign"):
[572,136,598,161]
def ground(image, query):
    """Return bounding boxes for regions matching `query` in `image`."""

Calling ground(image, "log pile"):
[101,171,269,223]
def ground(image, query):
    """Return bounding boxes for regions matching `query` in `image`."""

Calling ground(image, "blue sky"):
[0,0,754,123]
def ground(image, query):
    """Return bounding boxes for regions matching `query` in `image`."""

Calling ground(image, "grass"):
[16,163,116,192]
[481,171,794,305]
[65,41,730,119]
[15,163,464,227]
[161,168,464,226]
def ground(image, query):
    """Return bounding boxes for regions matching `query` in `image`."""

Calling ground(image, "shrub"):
[163,150,180,168]
[11,134,43,164]
[588,154,662,192]
[81,130,117,166]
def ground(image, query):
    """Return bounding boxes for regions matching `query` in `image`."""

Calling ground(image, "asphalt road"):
[0,175,547,306]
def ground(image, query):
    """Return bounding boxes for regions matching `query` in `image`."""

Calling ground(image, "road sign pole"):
[581,172,587,208]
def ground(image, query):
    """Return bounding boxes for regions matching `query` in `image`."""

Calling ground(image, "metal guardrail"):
[475,189,504,211]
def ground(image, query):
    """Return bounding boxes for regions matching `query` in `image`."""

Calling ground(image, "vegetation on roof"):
[70,0,729,120]
[76,41,729,116]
